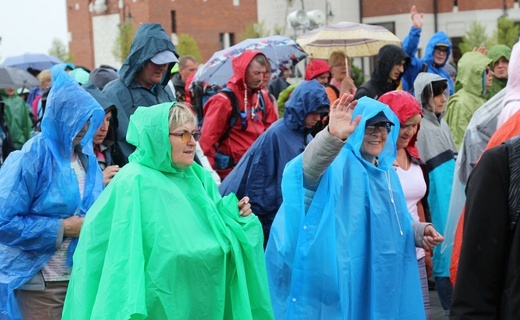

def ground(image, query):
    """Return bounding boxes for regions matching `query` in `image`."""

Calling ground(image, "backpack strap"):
[218,88,245,144]
[325,84,340,99]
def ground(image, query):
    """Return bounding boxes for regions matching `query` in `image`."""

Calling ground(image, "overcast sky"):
[0,0,68,63]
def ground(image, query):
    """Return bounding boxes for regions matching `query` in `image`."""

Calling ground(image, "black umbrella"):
[0,65,40,89]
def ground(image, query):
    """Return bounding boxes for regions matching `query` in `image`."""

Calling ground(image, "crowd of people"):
[0,4,519,319]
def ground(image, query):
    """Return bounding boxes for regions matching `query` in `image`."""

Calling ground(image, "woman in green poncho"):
[62,102,274,320]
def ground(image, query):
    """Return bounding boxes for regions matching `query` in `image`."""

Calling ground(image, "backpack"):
[203,87,267,170]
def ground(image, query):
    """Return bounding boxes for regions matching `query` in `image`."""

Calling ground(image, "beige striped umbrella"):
[297,22,402,59]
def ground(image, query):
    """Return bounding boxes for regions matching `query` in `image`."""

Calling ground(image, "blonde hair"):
[328,51,351,69]
[37,69,51,83]
[168,102,197,131]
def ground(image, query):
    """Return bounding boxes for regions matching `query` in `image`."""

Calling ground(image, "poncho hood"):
[456,51,492,96]
[372,44,410,90]
[348,96,400,170]
[379,90,422,159]
[423,32,452,68]
[127,102,181,173]
[119,24,178,87]
[42,66,104,160]
[284,79,329,131]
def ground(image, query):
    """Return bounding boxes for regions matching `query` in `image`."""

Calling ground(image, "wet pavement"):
[430,289,448,319]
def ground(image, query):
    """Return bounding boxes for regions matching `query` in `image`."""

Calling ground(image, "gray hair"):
[168,102,197,131]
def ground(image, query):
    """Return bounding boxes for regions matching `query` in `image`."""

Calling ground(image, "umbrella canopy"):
[0,65,40,89]
[297,22,402,59]
[193,35,307,87]
[2,53,63,71]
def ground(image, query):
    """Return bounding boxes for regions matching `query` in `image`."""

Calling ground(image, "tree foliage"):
[494,16,519,48]
[175,34,202,62]
[459,21,493,54]
[241,21,270,40]
[459,17,520,54]
[49,38,70,62]
[113,20,134,63]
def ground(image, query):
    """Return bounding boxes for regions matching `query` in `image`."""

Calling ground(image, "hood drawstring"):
[385,170,404,236]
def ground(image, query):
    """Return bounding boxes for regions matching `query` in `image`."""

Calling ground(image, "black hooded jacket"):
[355,44,410,100]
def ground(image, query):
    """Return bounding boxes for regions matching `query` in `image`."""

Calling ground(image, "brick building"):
[67,0,520,70]
[67,0,259,69]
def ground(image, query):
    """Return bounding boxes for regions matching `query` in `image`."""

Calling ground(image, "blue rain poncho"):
[219,80,329,238]
[0,68,104,319]
[265,97,425,319]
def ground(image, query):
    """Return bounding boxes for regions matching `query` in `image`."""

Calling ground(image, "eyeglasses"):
[434,47,448,53]
[365,123,392,134]
[169,130,201,143]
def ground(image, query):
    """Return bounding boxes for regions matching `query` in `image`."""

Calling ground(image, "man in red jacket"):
[200,50,278,179]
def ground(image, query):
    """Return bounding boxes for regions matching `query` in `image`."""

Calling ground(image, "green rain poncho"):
[62,102,274,320]
[486,44,511,100]
[445,51,492,150]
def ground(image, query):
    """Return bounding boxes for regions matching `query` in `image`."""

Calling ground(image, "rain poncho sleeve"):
[265,97,424,319]
[0,69,104,320]
[63,102,273,320]
[401,29,454,95]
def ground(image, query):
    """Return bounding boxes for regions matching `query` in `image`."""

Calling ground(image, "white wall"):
[92,13,121,69]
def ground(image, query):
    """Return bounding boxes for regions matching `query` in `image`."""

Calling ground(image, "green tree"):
[241,21,269,40]
[175,34,202,62]
[494,16,519,48]
[459,21,494,54]
[49,38,70,62]
[113,20,134,63]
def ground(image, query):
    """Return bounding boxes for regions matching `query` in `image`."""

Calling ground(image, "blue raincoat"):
[103,23,178,163]
[402,29,454,96]
[0,68,104,319]
[265,97,425,319]
[219,80,329,242]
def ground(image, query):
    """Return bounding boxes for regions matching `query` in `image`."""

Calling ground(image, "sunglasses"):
[365,123,392,134]
[169,130,201,143]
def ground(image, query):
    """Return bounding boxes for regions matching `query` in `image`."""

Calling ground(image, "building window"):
[171,10,176,33]
[450,37,462,64]
[219,33,235,49]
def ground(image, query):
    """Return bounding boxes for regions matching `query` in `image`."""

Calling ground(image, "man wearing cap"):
[103,23,178,163]
[219,79,330,247]
[401,5,455,96]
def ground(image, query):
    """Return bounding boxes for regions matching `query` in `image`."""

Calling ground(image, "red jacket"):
[200,50,277,179]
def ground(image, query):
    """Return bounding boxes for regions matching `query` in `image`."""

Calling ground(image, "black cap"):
[366,111,394,126]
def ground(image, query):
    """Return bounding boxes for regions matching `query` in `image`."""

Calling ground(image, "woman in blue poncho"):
[0,68,104,319]
[265,94,444,319]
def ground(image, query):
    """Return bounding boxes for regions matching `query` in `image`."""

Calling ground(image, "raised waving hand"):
[328,93,361,141]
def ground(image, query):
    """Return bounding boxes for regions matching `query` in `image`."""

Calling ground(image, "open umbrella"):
[193,35,307,87]
[2,53,63,71]
[0,66,40,89]
[297,22,402,59]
